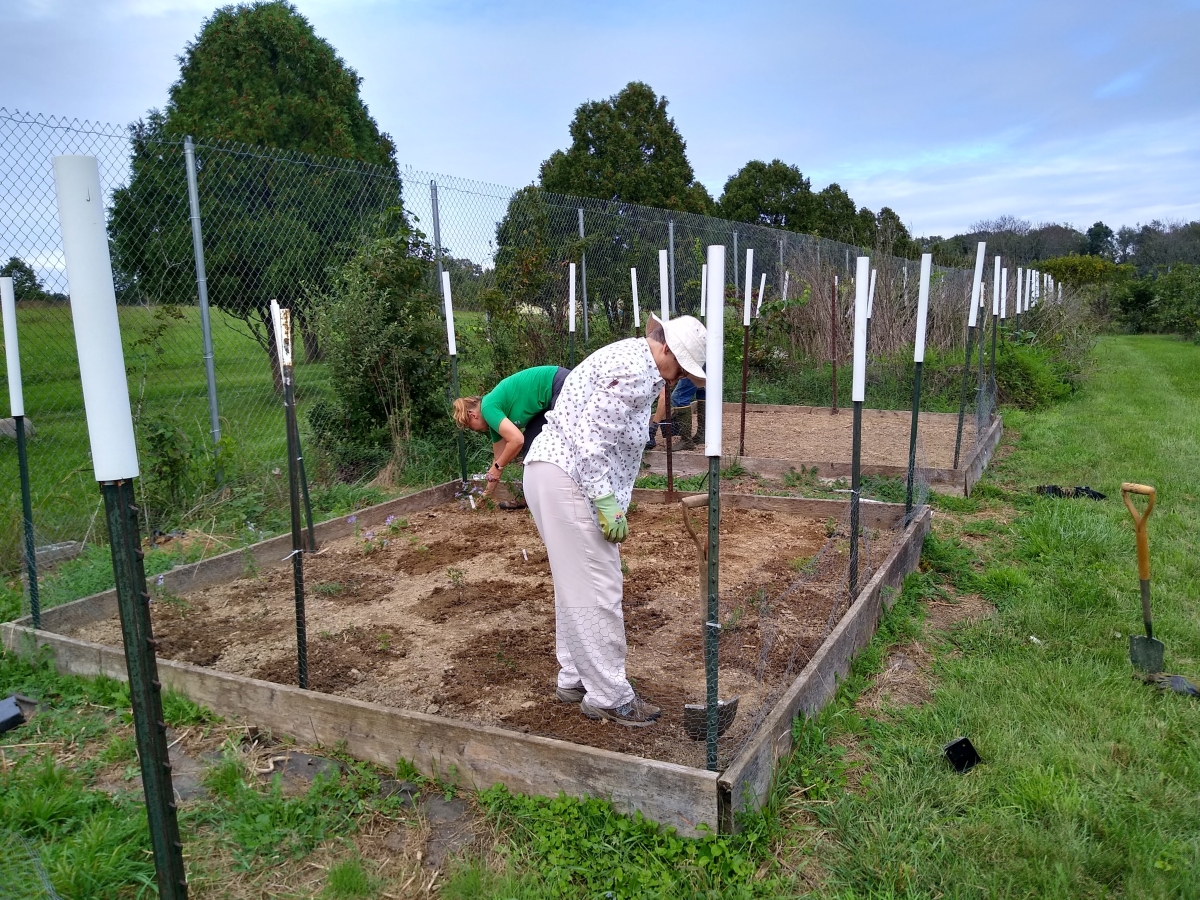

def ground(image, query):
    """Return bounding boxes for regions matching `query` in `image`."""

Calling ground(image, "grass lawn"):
[0,334,1197,897]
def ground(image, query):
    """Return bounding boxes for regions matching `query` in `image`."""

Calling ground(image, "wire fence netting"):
[1,103,996,678]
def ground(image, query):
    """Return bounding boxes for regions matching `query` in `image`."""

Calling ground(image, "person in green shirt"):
[453,365,571,508]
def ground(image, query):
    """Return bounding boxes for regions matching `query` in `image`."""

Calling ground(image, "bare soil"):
[718,405,977,470]
[71,500,900,769]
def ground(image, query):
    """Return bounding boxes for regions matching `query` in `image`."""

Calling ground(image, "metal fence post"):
[432,181,468,483]
[578,208,589,342]
[733,231,739,302]
[668,218,676,317]
[183,136,221,450]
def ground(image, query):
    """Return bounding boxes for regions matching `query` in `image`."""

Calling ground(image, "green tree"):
[811,183,862,244]
[0,257,46,301]
[165,0,394,165]
[539,82,712,213]
[308,211,447,478]
[1086,221,1115,259]
[717,160,814,231]
[108,0,400,375]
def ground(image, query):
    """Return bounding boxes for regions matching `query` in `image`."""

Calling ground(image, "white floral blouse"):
[525,338,663,512]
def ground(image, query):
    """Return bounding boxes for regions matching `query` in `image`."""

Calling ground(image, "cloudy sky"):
[2,0,1198,237]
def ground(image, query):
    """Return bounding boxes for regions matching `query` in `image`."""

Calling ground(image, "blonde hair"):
[452,396,481,429]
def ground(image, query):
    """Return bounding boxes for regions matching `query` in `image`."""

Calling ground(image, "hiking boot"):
[646,422,658,450]
[499,498,527,511]
[556,685,586,703]
[693,399,706,444]
[672,406,696,450]
[580,696,662,727]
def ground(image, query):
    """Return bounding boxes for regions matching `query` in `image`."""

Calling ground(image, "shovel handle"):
[1121,483,1155,581]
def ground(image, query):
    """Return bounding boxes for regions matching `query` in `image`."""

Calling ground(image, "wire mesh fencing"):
[1,105,1000,626]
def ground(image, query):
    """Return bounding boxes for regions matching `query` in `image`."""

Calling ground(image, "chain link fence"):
[1,106,992,621]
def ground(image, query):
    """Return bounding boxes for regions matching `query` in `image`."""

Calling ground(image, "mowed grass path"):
[777,334,1200,898]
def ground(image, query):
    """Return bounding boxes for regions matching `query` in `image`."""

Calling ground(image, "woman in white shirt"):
[523,314,707,727]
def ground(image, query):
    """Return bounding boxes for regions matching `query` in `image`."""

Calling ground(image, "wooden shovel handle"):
[1121,483,1155,581]
[679,495,708,561]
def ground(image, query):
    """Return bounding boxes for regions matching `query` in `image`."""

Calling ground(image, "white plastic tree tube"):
[755,272,766,318]
[1000,268,1008,319]
[53,155,139,481]
[658,249,669,322]
[867,268,877,320]
[569,262,576,333]
[992,256,1001,316]
[1016,267,1024,314]
[705,245,725,456]
[1,277,23,416]
[742,248,754,326]
[269,299,294,378]
[441,270,457,355]
[630,268,640,327]
[914,254,932,362]
[1057,282,1062,302]
[968,241,986,328]
[852,257,870,402]
[782,270,789,305]
[699,264,707,317]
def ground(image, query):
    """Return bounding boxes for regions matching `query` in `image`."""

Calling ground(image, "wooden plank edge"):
[963,416,1004,497]
[0,621,719,837]
[717,506,932,829]
[8,481,461,632]
[630,490,904,529]
[643,451,964,487]
[716,403,968,423]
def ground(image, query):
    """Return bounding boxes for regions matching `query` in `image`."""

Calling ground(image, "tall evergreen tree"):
[109,1,401,371]
[717,160,814,232]
[539,82,712,213]
[165,0,394,165]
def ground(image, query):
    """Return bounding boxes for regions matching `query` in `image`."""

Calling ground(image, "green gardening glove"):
[594,493,628,543]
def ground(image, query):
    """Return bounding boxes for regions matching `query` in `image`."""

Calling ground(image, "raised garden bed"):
[645,403,1002,496]
[3,482,929,836]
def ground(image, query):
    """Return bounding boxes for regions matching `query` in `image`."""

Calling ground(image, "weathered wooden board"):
[0,623,720,836]
[718,506,932,828]
[644,404,1003,496]
[963,415,1004,497]
[20,481,460,633]
[631,489,904,529]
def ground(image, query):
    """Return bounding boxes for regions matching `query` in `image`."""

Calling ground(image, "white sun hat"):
[650,313,707,382]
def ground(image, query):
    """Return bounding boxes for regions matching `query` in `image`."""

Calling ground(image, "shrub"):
[309,211,448,479]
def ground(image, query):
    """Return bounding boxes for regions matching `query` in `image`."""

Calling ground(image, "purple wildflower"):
[364,531,375,541]
[347,515,358,525]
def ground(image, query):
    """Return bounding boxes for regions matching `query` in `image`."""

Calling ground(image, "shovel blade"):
[1130,635,1165,674]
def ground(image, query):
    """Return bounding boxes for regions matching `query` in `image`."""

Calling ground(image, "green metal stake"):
[953,324,976,470]
[282,354,308,690]
[848,400,863,597]
[988,312,999,403]
[905,362,923,515]
[103,479,189,899]
[450,354,468,485]
[15,415,39,628]
[705,454,721,771]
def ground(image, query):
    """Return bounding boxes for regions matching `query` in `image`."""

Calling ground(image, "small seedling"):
[241,547,260,578]
[824,517,838,538]
[315,582,344,596]
[620,558,630,575]
[446,567,465,587]
[789,554,815,573]
[376,632,391,652]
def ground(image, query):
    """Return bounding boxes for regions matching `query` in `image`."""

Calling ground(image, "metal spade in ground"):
[1122,483,1164,674]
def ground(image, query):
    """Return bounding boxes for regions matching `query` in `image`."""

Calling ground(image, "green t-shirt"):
[480,366,559,442]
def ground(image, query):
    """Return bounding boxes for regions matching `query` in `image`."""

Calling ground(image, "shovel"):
[1122,483,1164,674]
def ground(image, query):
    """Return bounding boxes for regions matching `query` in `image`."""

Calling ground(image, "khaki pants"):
[524,461,633,709]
